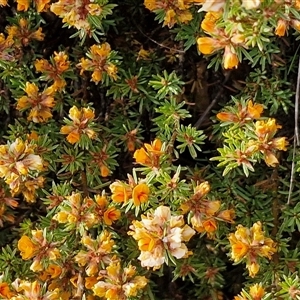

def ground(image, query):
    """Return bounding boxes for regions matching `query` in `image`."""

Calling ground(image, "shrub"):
[0,0,299,299]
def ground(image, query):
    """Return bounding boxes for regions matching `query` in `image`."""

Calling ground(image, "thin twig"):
[287,56,300,204]
[287,137,296,205]
[295,57,300,146]
[132,19,185,54]
[194,71,231,129]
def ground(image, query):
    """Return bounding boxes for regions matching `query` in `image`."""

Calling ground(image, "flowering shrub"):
[0,0,300,299]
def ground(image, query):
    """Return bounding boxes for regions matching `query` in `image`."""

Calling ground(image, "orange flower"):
[16,0,30,11]
[134,139,163,168]
[100,164,110,177]
[231,241,249,261]
[110,181,131,203]
[35,0,51,12]
[132,183,150,206]
[247,100,264,119]
[60,106,96,144]
[201,11,221,33]
[197,37,222,54]
[0,0,8,6]
[275,19,287,37]
[17,82,55,123]
[134,148,151,165]
[249,284,265,300]
[216,111,239,122]
[18,236,38,260]
[103,207,121,225]
[223,46,239,69]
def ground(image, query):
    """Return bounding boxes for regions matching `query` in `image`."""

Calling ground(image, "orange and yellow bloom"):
[17,82,55,123]
[78,43,118,84]
[228,222,276,277]
[128,205,195,269]
[60,106,96,144]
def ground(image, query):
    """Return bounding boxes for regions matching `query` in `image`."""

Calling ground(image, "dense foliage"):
[0,0,300,299]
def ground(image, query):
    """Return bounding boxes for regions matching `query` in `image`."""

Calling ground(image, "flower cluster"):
[53,192,120,232]
[144,0,203,27]
[60,106,96,144]
[92,260,148,299]
[35,51,70,92]
[0,139,44,202]
[128,205,195,269]
[234,283,265,300]
[110,175,151,207]
[50,0,104,31]
[197,11,245,69]
[75,231,115,276]
[6,18,44,47]
[250,118,288,167]
[181,181,235,237]
[197,0,300,69]
[17,82,55,123]
[228,222,276,277]
[18,230,60,272]
[15,0,51,12]
[133,138,164,170]
[78,43,118,84]
[216,100,264,125]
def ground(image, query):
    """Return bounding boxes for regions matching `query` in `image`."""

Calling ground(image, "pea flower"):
[0,138,43,201]
[50,0,104,31]
[92,260,148,299]
[128,206,195,270]
[75,231,115,276]
[60,106,96,144]
[133,138,164,169]
[181,181,235,238]
[234,283,265,300]
[228,222,276,277]
[53,193,97,230]
[85,194,121,226]
[78,43,118,84]
[249,118,288,167]
[17,82,55,123]
[216,100,264,124]
[35,51,70,91]
[6,18,44,47]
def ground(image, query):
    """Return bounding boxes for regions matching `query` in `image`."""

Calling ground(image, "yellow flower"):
[128,206,195,269]
[197,37,223,54]
[272,137,288,151]
[132,183,150,206]
[144,0,157,11]
[228,222,276,277]
[110,181,132,203]
[60,106,96,144]
[249,283,265,299]
[223,46,239,69]
[247,100,264,119]
[35,0,51,12]
[17,82,55,123]
[275,19,287,37]
[16,0,30,11]
[201,11,221,33]
[0,0,8,6]
[103,207,121,225]
[0,282,13,298]
[133,148,151,165]
[18,236,38,260]
[100,164,110,177]
[164,9,176,28]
